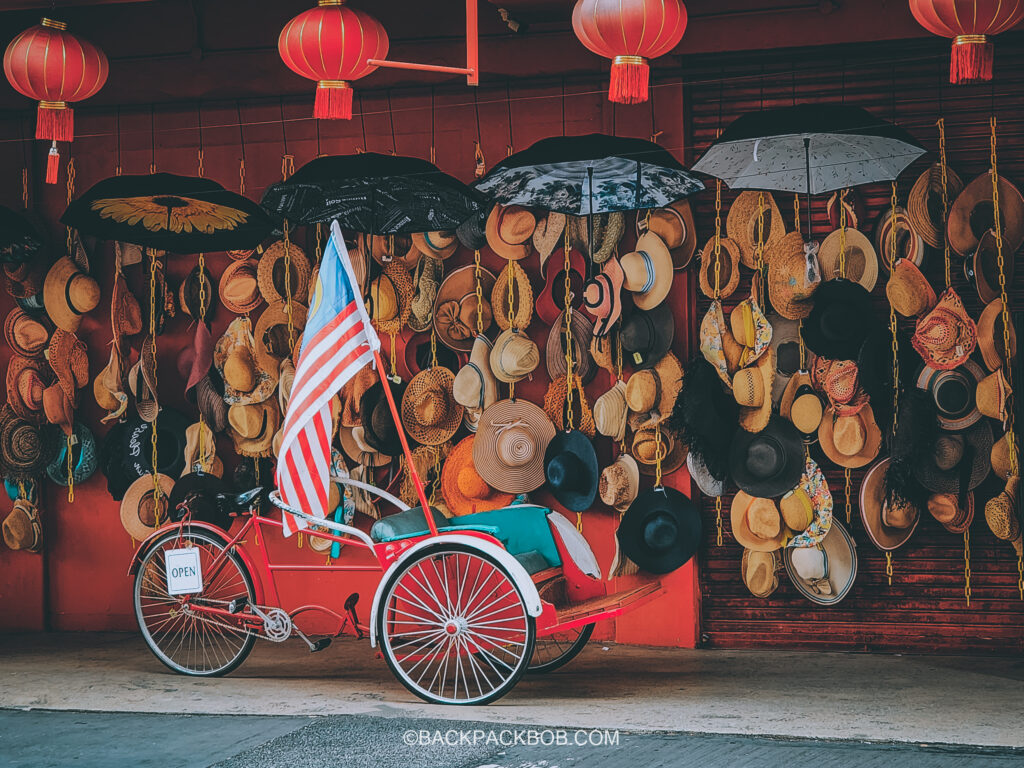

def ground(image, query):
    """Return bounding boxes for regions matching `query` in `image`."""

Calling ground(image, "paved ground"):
[1,710,1022,768]
[2,632,1024,750]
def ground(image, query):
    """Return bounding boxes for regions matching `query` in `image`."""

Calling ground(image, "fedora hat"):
[599,454,640,512]
[947,172,1024,258]
[167,471,230,529]
[818,228,878,292]
[915,361,984,431]
[729,298,772,369]
[617,486,701,574]
[2,497,42,553]
[440,436,514,516]
[874,206,925,270]
[568,212,625,266]
[647,200,698,270]
[452,334,498,429]
[408,255,444,334]
[779,371,823,437]
[914,421,993,494]
[43,256,100,332]
[908,163,964,249]
[594,381,628,442]
[726,191,785,269]
[802,279,876,362]
[434,264,496,352]
[401,366,464,446]
[486,204,536,261]
[258,239,311,304]
[730,416,804,498]
[45,421,97,486]
[977,300,1017,372]
[536,248,586,325]
[622,303,674,370]
[766,313,802,405]
[178,265,215,323]
[886,258,937,318]
[120,473,175,541]
[911,289,977,371]
[492,259,534,332]
[583,257,625,338]
[545,429,599,512]
[546,309,595,384]
[360,381,407,457]
[228,400,279,458]
[411,230,458,260]
[686,450,725,497]
[4,308,51,359]
[977,370,1011,424]
[732,349,776,434]
[781,456,834,548]
[42,383,74,436]
[927,491,975,534]
[533,211,567,274]
[219,258,263,315]
[621,232,673,310]
[966,229,1016,305]
[182,420,223,477]
[490,328,539,384]
[7,355,49,422]
[214,317,276,405]
[544,374,596,438]
[473,399,555,494]
[818,404,882,469]
[742,550,779,598]
[731,491,786,552]
[254,300,308,378]
[625,352,683,425]
[985,476,1023,556]
[784,520,857,606]
[0,407,58,479]
[860,458,919,551]
[765,233,820,320]
[121,410,188,481]
[699,236,740,300]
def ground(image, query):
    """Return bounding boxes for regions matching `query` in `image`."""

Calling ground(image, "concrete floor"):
[2,632,1023,748]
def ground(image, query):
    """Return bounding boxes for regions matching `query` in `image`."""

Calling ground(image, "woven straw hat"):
[254,300,308,379]
[0,407,57,478]
[911,289,977,371]
[486,204,536,261]
[214,317,277,405]
[631,425,686,477]
[453,334,498,415]
[594,380,628,442]
[886,258,937,318]
[473,399,555,493]
[219,258,263,315]
[490,329,539,384]
[492,259,534,332]
[621,232,673,310]
[258,240,311,304]
[732,348,775,434]
[441,436,514,516]
[408,255,443,333]
[731,492,786,552]
[7,355,49,422]
[818,405,882,469]
[569,211,625,265]
[977,300,1017,372]
[818,228,878,291]
[991,432,1019,481]
[648,200,698,270]
[726,191,786,269]
[985,476,1023,556]
[43,256,100,332]
[779,371,823,436]
[533,212,567,274]
[4,308,50,358]
[699,236,741,300]
[47,329,89,400]
[908,163,964,249]
[625,352,682,424]
[544,374,596,438]
[368,261,412,338]
[742,549,779,598]
[927,491,975,535]
[401,367,464,446]
[766,232,819,320]
[411,230,458,260]
[120,473,175,541]
[599,454,640,513]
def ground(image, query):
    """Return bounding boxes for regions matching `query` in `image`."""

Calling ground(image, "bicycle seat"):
[216,487,264,509]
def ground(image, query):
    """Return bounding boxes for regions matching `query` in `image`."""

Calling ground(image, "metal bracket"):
[367,0,479,86]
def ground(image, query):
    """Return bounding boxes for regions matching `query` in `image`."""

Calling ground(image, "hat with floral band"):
[621,232,673,310]
[729,297,772,369]
[726,191,785,270]
[486,204,536,261]
[473,399,556,494]
[700,301,742,389]
[911,289,977,371]
[214,316,277,405]
[647,199,698,270]
[781,455,833,549]
[441,435,514,516]
[4,308,51,359]
[400,366,464,446]
[219,258,263,315]
[784,520,858,606]
[492,259,534,332]
[434,264,496,352]
[258,239,311,304]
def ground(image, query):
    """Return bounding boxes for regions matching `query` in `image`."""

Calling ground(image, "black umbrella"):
[62,173,273,254]
[474,133,704,216]
[693,104,925,237]
[260,153,486,234]
[0,206,44,265]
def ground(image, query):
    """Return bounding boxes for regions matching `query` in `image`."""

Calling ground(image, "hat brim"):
[730,491,786,552]
[544,430,599,512]
[473,399,555,494]
[729,417,804,498]
[617,487,702,574]
[783,520,858,605]
[818,405,883,469]
[859,458,918,551]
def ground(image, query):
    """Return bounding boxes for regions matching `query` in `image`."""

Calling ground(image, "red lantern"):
[4,17,108,183]
[278,0,389,120]
[909,1,1024,84]
[572,0,688,105]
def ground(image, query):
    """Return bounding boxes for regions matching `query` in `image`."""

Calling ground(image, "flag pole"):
[371,348,438,535]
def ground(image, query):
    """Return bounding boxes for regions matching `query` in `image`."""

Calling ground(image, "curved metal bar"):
[268,490,376,548]
[329,475,409,513]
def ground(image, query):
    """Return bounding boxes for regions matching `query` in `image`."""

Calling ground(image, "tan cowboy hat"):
[648,200,698,270]
[947,173,1024,258]
[817,228,878,291]
[594,380,628,442]
[2,497,43,553]
[818,405,882,469]
[621,232,673,310]
[401,367,464,446]
[490,328,539,384]
[726,191,786,269]
[742,549,779,598]
[599,454,640,513]
[120,474,175,541]
[624,352,683,424]
[486,204,536,261]
[977,299,1017,372]
[43,256,100,332]
[214,317,277,405]
[4,308,51,358]
[731,491,786,552]
[228,400,280,458]
[492,260,534,332]
[219,258,263,315]
[886,258,937,318]
[434,264,496,352]
[732,348,776,434]
[473,399,556,494]
[411,230,458,260]
[766,232,819,320]
[859,457,919,551]
[7,355,49,421]
[258,239,311,304]
[908,163,964,249]
[533,212,567,275]
[254,300,308,379]
[441,435,514,516]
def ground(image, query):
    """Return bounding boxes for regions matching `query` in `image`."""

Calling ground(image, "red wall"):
[0,80,699,646]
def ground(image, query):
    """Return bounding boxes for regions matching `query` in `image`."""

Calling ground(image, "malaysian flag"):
[276,221,379,534]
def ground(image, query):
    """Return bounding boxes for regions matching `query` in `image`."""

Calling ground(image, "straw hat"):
[599,454,640,513]
[120,474,175,540]
[927,491,975,534]
[473,399,555,493]
[367,262,411,338]
[977,370,1011,424]
[536,248,586,325]
[254,300,308,378]
[182,420,223,477]
[859,458,919,551]
[492,259,534,332]
[4,308,50,359]
[486,204,536,261]
[947,173,1024,258]
[632,425,686,477]
[490,328,539,384]
[766,232,820,320]
[623,302,674,370]
[818,405,882,469]
[543,374,596,438]
[338,425,392,468]
[7,355,49,422]
[977,300,1017,372]
[214,317,276,405]
[643,200,696,270]
[913,422,993,494]
[533,211,567,273]
[228,400,280,458]
[546,309,594,383]
[732,348,775,434]
[625,352,683,425]
[874,206,925,270]
[818,228,878,291]
[434,264,496,352]
[729,417,805,498]
[908,163,964,249]
[411,230,458,260]
[568,212,625,265]
[742,549,779,598]
[726,191,785,269]
[784,520,858,606]
[886,258,937,318]
[911,289,977,371]
[47,329,89,401]
[731,492,786,552]
[452,334,498,426]
[339,364,377,429]
[698,236,740,300]
[991,432,1020,481]
[408,255,444,333]
[915,361,984,431]
[178,265,215,323]
[583,257,625,338]
[967,229,1016,305]
[621,232,673,310]
[440,436,514,516]
[985,476,1023,556]
[779,456,833,548]
[400,367,464,446]
[2,497,42,553]
[219,258,263,315]
[594,381,628,442]
[729,297,772,368]
[779,371,823,436]
[0,407,58,479]
[42,256,100,332]
[258,239,311,304]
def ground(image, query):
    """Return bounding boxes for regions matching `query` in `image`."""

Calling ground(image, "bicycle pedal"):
[228,597,249,614]
[309,637,332,653]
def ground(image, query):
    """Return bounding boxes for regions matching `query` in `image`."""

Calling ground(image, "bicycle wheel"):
[134,528,256,677]
[377,544,536,705]
[528,623,593,674]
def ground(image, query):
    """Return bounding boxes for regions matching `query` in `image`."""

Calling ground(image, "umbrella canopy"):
[693,104,925,195]
[475,134,704,215]
[0,206,44,265]
[260,153,486,234]
[62,173,273,254]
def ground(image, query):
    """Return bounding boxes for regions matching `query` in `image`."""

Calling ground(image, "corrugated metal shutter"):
[683,36,1024,653]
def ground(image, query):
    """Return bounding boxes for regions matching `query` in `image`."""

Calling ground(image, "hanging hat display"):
[966,229,1016,305]
[817,228,879,292]
[411,230,458,260]
[2,497,43,553]
[543,375,596,438]
[874,206,925,270]
[214,317,276,405]
[568,212,625,265]
[0,407,58,480]
[985,476,1023,556]
[228,400,280,459]
[408,255,444,333]
[802,280,877,361]
[490,329,540,384]
[729,416,804,498]
[473,399,556,494]
[434,264,496,352]
[7,356,50,423]
[258,239,312,304]
[886,258,937,318]
[927,491,975,534]
[947,173,1024,258]
[594,380,629,442]
[254,300,308,378]
[621,232,673,310]
[742,550,779,599]
[536,248,586,326]
[120,473,175,541]
[977,299,1017,372]
[4,308,51,359]
[178,265,215,324]
[44,421,97,487]
[732,348,776,434]
[726,191,785,269]
[583,257,625,337]
[913,421,993,494]
[121,409,188,481]
[359,381,408,457]
[731,492,786,552]
[818,405,883,469]
[492,259,534,332]
[622,302,674,370]
[616,486,701,575]
[545,309,594,384]
[765,231,819,320]
[625,352,683,425]
[452,334,498,431]
[781,456,833,549]
[914,361,984,431]
[766,313,802,405]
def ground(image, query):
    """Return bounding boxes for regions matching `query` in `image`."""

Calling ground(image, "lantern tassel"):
[608,55,649,105]
[950,35,993,85]
[36,102,74,143]
[314,80,353,120]
[45,141,60,185]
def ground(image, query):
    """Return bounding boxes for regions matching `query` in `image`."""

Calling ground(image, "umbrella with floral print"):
[62,173,273,254]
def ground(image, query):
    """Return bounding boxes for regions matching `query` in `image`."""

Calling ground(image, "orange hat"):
[441,436,514,516]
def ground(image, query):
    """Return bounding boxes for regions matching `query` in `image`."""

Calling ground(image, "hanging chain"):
[239,157,247,195]
[715,496,723,546]
[430,328,438,368]
[314,222,324,266]
[755,191,766,273]
[963,529,972,606]
[654,424,665,488]
[1017,554,1023,600]
[389,331,398,377]
[885,181,901,436]
[66,434,75,502]
[838,189,848,279]
[713,180,723,299]
[473,249,484,333]
[283,220,296,353]
[798,319,807,370]
[21,168,29,208]
[65,158,76,256]
[281,154,295,181]
[885,551,893,586]
[937,119,952,290]
[149,251,161,520]
[844,468,852,524]
[793,194,800,232]
[563,231,575,431]
[508,257,516,399]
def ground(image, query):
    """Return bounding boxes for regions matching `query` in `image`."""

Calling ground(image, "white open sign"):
[165,547,203,596]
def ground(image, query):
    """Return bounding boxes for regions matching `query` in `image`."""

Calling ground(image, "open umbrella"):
[475,134,704,216]
[62,173,273,254]
[0,206,44,265]
[261,153,486,234]
[693,104,925,237]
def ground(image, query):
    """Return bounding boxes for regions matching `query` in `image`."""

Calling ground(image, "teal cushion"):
[447,505,560,569]
[370,506,450,542]
[513,550,551,575]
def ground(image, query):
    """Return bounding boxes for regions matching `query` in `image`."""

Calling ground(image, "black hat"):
[802,279,876,362]
[913,420,993,494]
[915,361,984,432]
[730,416,804,498]
[456,207,488,251]
[121,408,189,481]
[360,381,407,456]
[621,303,673,369]
[99,421,134,501]
[544,430,599,512]
[670,356,739,481]
[168,471,230,528]
[617,486,702,574]
[232,456,272,493]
